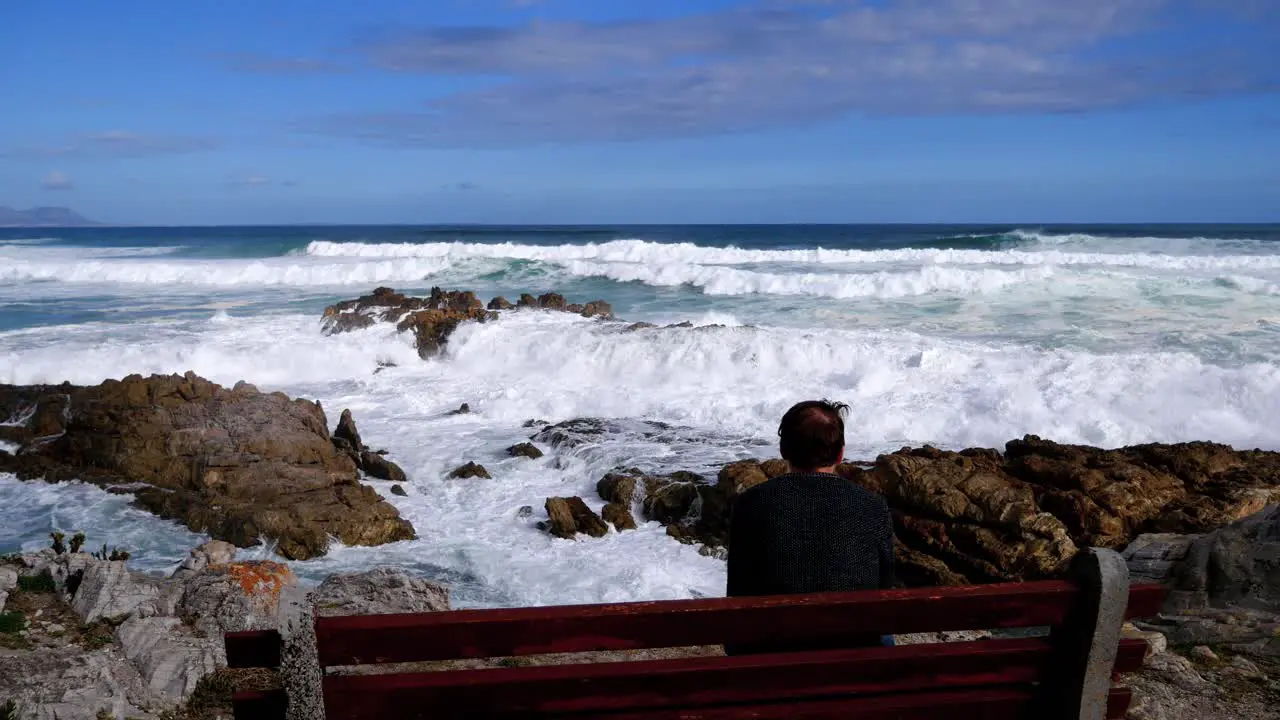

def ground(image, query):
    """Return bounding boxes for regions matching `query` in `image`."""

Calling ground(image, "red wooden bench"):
[225,549,1163,720]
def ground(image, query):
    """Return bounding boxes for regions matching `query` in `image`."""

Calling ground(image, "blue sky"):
[1,0,1277,224]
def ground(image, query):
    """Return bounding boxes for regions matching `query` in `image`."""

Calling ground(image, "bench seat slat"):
[335,686,1042,720]
[323,638,1061,718]
[315,582,1165,667]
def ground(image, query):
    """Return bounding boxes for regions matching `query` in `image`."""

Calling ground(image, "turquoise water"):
[2,223,1279,604]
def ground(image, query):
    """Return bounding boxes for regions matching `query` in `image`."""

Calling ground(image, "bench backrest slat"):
[319,637,1150,719]
[313,581,1163,667]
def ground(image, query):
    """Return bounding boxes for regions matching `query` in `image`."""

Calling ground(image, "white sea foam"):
[560,260,1055,298]
[0,256,452,287]
[0,440,20,454]
[304,238,1280,272]
[3,309,1279,603]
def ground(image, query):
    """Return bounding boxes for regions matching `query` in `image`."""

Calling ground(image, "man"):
[725,400,895,651]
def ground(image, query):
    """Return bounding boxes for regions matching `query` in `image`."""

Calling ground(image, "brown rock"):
[597,472,641,505]
[537,292,567,310]
[335,408,364,452]
[449,462,491,479]
[544,497,609,539]
[488,296,514,310]
[390,484,407,497]
[717,460,769,498]
[517,293,538,307]
[759,458,791,478]
[624,322,656,332]
[360,451,407,483]
[581,300,613,319]
[506,442,544,459]
[602,502,637,531]
[0,373,415,561]
[634,436,1280,587]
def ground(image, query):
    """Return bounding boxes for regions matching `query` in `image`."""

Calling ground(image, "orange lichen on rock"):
[215,561,295,600]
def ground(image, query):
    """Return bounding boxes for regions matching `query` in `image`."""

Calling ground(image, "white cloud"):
[268,0,1279,146]
[41,171,74,190]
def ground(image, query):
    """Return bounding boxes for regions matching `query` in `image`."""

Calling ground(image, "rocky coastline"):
[0,373,414,561]
[2,284,1279,718]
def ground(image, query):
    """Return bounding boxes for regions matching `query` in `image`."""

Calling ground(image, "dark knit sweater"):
[724,472,894,654]
[727,472,895,597]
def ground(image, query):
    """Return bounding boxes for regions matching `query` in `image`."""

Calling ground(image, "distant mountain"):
[0,206,101,227]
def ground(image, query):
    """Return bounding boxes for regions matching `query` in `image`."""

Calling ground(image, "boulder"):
[1123,533,1202,585]
[70,561,169,623]
[115,616,222,701]
[602,502,637,531]
[310,568,450,617]
[450,403,472,415]
[1168,505,1280,613]
[360,451,407,482]
[488,296,513,310]
[536,293,566,310]
[170,540,238,580]
[597,471,642,506]
[334,408,364,453]
[543,497,609,539]
[517,293,537,307]
[390,484,407,497]
[0,646,161,720]
[581,300,613,319]
[0,373,415,561]
[0,565,16,613]
[178,560,297,636]
[506,442,544,459]
[449,461,491,479]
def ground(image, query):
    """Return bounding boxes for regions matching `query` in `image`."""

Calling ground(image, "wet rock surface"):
[578,433,1280,586]
[0,373,415,561]
[321,286,614,359]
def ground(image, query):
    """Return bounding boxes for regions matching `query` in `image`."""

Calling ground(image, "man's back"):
[727,472,894,597]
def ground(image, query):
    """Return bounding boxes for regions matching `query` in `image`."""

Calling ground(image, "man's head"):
[778,399,848,472]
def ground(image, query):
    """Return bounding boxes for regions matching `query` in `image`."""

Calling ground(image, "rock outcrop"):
[1,541,453,719]
[329,408,409,483]
[1164,505,1280,614]
[321,286,614,359]
[449,462,491,479]
[542,497,609,539]
[506,442,544,459]
[592,435,1280,586]
[0,373,415,560]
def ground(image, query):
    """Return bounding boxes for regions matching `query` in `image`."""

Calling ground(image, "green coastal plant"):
[17,570,55,593]
[0,611,25,633]
[93,544,131,562]
[1,699,20,720]
[50,531,66,555]
[70,531,87,554]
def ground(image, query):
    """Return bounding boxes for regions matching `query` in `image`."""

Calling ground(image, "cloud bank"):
[248,0,1278,146]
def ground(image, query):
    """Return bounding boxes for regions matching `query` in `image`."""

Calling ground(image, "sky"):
[1,0,1278,225]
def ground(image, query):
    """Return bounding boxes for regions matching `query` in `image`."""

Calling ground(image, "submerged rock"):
[506,442,544,459]
[321,286,615,359]
[0,373,415,560]
[449,461,491,479]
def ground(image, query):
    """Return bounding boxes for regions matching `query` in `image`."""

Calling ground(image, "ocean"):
[3,223,1280,607]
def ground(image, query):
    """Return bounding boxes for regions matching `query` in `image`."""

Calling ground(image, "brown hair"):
[777,399,848,471]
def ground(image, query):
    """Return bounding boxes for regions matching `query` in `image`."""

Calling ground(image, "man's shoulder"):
[742,471,889,507]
